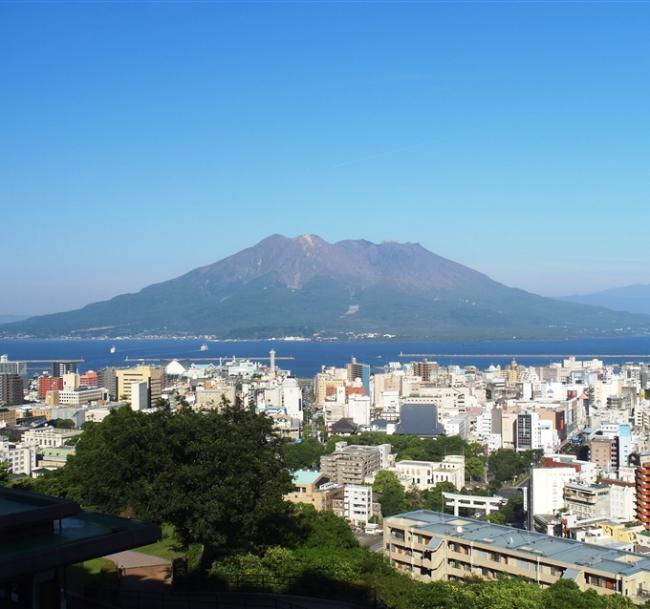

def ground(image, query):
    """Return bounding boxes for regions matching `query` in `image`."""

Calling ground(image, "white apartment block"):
[281,378,303,418]
[394,455,465,491]
[343,484,374,525]
[0,441,34,476]
[530,467,577,516]
[345,394,371,427]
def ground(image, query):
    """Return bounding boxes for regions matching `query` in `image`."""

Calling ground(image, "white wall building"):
[130,381,149,411]
[281,378,303,418]
[0,441,34,475]
[530,466,576,516]
[57,387,108,406]
[343,484,373,525]
[394,455,465,491]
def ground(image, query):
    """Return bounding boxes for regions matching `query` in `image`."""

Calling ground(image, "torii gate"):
[442,492,507,516]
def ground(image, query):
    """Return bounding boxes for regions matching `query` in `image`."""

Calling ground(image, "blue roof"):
[388,510,650,576]
[292,469,322,485]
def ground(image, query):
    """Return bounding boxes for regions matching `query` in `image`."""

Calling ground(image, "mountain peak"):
[3,235,650,339]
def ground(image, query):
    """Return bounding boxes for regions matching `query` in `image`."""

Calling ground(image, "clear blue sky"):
[2,1,649,314]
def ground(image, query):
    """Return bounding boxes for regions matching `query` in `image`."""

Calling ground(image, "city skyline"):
[3,1,650,314]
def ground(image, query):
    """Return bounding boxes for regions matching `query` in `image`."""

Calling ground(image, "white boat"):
[110,346,117,354]
[200,343,209,352]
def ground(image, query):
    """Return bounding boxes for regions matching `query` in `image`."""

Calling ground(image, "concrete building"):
[284,470,339,511]
[52,361,77,377]
[0,441,34,475]
[395,456,465,491]
[21,427,82,449]
[590,436,618,473]
[38,374,63,399]
[115,366,164,409]
[602,479,637,521]
[320,443,381,485]
[636,454,650,529]
[130,381,149,411]
[384,510,650,602]
[57,387,108,407]
[338,484,374,525]
[0,355,27,377]
[281,378,303,418]
[0,373,24,406]
[564,483,611,521]
[0,487,159,609]
[530,466,576,516]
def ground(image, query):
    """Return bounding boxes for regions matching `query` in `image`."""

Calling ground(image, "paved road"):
[354,532,384,553]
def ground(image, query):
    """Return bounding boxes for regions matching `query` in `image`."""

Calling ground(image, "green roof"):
[292,469,322,485]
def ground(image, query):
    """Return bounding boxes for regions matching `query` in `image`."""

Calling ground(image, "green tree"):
[373,470,407,516]
[51,418,76,429]
[282,437,323,471]
[422,481,456,513]
[39,403,294,554]
[0,461,10,487]
[465,456,486,482]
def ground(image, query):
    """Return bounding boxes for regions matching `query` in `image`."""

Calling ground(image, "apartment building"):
[333,484,376,525]
[0,441,34,475]
[384,510,650,602]
[563,483,611,521]
[0,373,24,406]
[320,443,381,485]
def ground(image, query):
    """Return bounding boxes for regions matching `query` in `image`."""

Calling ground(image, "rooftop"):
[292,469,323,485]
[0,488,159,583]
[388,510,650,577]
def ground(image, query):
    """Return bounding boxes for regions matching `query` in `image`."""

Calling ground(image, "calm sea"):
[1,337,650,378]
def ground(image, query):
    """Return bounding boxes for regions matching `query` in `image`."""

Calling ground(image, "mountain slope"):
[3,235,650,339]
[564,284,650,316]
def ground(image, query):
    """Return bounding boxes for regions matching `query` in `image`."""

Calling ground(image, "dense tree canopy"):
[488,448,542,485]
[282,437,324,471]
[37,404,294,553]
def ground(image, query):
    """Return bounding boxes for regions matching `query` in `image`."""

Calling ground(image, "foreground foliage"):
[35,404,295,553]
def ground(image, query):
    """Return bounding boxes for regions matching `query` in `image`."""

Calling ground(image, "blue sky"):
[1,1,649,314]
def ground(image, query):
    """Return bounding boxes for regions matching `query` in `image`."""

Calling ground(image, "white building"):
[530,466,576,516]
[21,427,81,449]
[130,381,149,411]
[57,387,108,406]
[345,394,371,427]
[281,378,303,418]
[343,484,373,525]
[0,441,34,475]
[394,455,465,491]
[604,479,637,521]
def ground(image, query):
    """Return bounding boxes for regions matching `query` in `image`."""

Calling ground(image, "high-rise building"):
[98,367,118,401]
[79,370,99,388]
[37,374,63,399]
[590,436,618,472]
[636,454,650,529]
[115,366,164,409]
[413,359,437,382]
[0,374,24,406]
[347,357,370,395]
[52,361,77,377]
[0,355,27,377]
